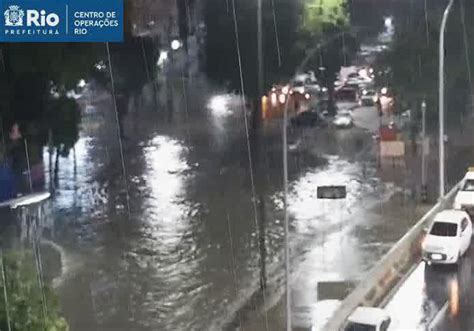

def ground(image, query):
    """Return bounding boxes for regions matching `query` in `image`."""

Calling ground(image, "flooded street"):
[2,0,472,330]
[47,64,409,331]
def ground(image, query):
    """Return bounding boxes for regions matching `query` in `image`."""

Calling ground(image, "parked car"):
[290,110,326,127]
[345,307,391,331]
[453,168,474,216]
[422,209,472,265]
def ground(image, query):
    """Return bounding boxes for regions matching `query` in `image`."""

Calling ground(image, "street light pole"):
[421,100,428,201]
[257,0,264,100]
[282,88,291,331]
[438,0,454,198]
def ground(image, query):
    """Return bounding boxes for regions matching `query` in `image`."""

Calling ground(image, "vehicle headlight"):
[279,94,286,104]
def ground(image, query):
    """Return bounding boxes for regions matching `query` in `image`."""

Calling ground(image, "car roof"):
[434,209,468,224]
[348,307,388,325]
[464,171,474,180]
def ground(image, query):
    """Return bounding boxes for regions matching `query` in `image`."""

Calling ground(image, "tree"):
[0,0,161,151]
[379,0,474,123]
[0,42,103,151]
[204,0,300,98]
[0,250,68,331]
[203,0,356,113]
[297,0,357,114]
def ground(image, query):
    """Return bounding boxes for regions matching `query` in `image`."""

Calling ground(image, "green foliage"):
[0,42,102,154]
[2,43,103,91]
[0,250,68,331]
[300,0,349,38]
[204,0,353,99]
[380,0,474,120]
[0,0,154,152]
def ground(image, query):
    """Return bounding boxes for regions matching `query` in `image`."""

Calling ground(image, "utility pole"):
[438,0,454,198]
[421,100,428,202]
[257,0,264,101]
[283,90,291,331]
[256,0,268,300]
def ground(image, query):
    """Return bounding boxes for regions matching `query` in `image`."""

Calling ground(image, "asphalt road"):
[236,101,430,331]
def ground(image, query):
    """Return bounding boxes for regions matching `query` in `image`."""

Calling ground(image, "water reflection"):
[128,135,206,330]
[142,135,192,245]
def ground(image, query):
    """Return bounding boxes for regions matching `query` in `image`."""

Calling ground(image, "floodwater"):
[44,81,406,330]
[1,0,455,330]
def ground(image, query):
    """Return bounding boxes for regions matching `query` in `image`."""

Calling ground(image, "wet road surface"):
[36,14,425,331]
[34,75,425,331]
[386,247,474,331]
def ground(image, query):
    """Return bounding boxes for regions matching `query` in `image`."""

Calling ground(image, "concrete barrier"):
[324,182,462,331]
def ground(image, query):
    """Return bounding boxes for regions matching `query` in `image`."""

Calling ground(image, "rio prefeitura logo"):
[0,0,123,42]
[4,5,25,26]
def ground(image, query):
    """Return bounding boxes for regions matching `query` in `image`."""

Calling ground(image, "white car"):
[453,169,474,215]
[359,89,378,106]
[345,307,391,331]
[422,209,472,265]
[346,73,372,86]
[333,111,353,128]
[292,72,320,95]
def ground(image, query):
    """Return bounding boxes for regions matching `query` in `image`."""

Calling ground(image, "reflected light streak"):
[449,277,459,317]
[144,136,191,247]
[285,159,361,223]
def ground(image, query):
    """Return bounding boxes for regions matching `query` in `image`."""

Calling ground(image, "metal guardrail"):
[324,181,462,331]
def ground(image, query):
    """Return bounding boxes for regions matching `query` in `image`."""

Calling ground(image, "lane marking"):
[428,300,448,330]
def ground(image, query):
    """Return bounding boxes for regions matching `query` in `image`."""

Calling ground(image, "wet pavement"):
[386,247,474,331]
[23,12,427,331]
[236,104,434,330]
[28,67,427,331]
[40,74,436,331]
[2,2,460,330]
[380,121,474,331]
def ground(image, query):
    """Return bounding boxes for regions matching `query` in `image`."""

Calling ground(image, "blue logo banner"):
[0,0,123,42]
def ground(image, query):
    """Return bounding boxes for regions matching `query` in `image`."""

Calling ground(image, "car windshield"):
[462,179,474,191]
[430,222,458,237]
[345,322,376,331]
[294,80,304,87]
